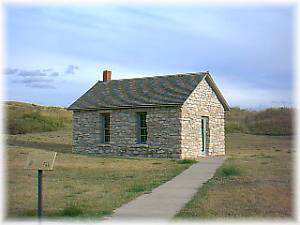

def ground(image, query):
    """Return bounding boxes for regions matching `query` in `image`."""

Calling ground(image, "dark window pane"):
[141,135,147,143]
[141,128,147,135]
[140,121,146,127]
[104,135,110,143]
[140,113,146,127]
[102,113,110,143]
[104,115,110,128]
[137,112,147,144]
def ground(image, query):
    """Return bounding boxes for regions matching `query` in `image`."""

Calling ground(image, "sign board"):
[25,151,57,171]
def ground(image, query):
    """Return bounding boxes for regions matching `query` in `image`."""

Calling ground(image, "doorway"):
[201,117,209,156]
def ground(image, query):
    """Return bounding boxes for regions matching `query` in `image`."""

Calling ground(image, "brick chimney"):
[103,70,112,82]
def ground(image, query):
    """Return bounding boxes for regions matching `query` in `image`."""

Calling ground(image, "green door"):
[201,117,209,156]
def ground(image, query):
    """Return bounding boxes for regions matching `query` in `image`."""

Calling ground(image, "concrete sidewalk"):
[107,156,225,220]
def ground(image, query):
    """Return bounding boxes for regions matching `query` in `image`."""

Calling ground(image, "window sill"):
[98,143,111,147]
[132,143,149,148]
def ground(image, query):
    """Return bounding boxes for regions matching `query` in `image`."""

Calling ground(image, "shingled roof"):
[68,72,229,111]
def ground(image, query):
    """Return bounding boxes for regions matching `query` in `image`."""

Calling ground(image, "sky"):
[4,4,294,109]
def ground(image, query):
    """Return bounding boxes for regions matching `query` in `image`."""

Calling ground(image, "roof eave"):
[68,103,183,111]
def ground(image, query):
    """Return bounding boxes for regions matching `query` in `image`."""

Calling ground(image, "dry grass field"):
[176,133,293,219]
[6,127,293,219]
[6,101,294,219]
[6,131,193,218]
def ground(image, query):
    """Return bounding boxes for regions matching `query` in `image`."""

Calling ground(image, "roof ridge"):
[98,71,209,83]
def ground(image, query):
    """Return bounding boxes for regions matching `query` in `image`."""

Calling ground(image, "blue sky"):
[4,4,294,109]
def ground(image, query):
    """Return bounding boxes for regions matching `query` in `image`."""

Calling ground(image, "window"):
[137,112,147,144]
[102,113,110,143]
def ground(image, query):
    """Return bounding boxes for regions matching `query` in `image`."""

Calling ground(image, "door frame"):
[200,116,209,156]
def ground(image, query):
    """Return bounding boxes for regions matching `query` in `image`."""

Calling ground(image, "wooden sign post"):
[25,151,57,219]
[38,169,43,218]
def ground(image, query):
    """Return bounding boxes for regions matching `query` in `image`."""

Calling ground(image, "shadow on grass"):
[8,206,113,219]
[127,184,146,193]
[7,139,72,153]
[250,153,273,159]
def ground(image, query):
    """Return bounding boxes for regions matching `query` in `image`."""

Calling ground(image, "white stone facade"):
[181,79,225,159]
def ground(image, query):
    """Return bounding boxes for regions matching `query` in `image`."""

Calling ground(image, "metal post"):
[37,169,43,219]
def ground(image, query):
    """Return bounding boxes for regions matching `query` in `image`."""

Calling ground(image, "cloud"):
[18,69,48,77]
[5,67,60,89]
[30,83,56,89]
[5,68,19,74]
[12,77,56,89]
[49,71,59,76]
[16,77,53,84]
[5,68,54,77]
[64,64,79,74]
[42,68,53,72]
[5,65,79,89]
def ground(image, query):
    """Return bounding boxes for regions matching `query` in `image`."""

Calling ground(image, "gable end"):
[204,74,230,111]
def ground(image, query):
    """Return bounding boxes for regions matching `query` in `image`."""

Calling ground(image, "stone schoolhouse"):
[68,70,229,159]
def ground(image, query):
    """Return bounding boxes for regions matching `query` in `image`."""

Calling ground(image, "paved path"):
[107,156,225,220]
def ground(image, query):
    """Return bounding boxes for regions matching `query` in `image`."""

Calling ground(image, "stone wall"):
[181,78,225,159]
[72,107,182,158]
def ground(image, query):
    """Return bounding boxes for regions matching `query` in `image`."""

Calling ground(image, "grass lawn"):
[6,131,193,218]
[176,133,293,219]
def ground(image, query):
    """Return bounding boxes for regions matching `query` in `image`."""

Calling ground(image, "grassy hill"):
[6,101,72,134]
[225,107,293,136]
[5,101,293,136]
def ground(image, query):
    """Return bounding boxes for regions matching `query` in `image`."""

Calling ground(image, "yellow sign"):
[25,151,57,171]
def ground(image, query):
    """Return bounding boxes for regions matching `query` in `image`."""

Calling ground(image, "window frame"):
[137,112,147,144]
[201,116,210,152]
[101,113,110,143]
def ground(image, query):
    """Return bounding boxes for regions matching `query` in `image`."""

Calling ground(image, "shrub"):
[61,203,83,217]
[218,164,241,177]
[177,159,197,164]
[98,210,112,217]
[226,107,293,136]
